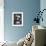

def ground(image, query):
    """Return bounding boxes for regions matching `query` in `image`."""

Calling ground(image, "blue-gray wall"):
[4,0,40,42]
[40,0,46,27]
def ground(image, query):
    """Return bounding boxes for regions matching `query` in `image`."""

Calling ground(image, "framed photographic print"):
[12,12,23,26]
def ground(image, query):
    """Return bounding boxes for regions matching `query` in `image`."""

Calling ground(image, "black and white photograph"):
[12,12,23,26]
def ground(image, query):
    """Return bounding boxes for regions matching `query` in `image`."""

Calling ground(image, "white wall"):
[0,0,4,42]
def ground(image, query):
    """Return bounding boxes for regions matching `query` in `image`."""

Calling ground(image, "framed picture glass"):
[12,12,23,26]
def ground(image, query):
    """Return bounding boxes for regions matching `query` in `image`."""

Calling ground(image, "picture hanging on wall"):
[12,12,23,26]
